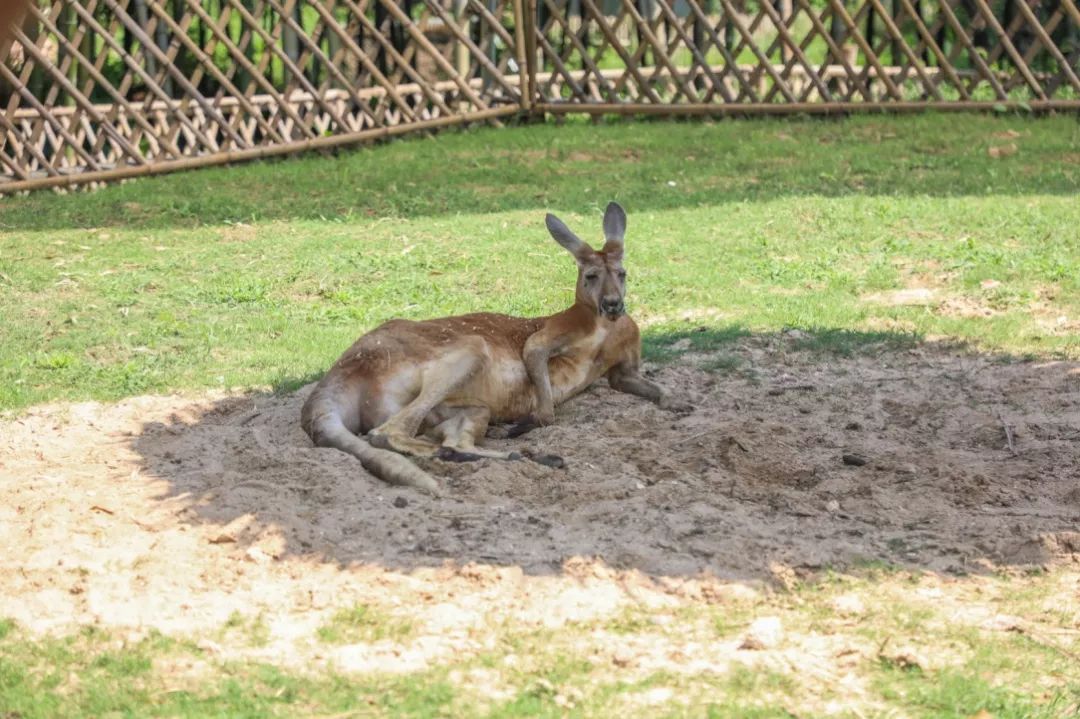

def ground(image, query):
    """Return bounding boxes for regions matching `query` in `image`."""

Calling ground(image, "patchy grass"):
[2,113,1080,715]
[1,114,1079,412]
[220,611,272,648]
[315,604,415,645]
[2,569,1078,717]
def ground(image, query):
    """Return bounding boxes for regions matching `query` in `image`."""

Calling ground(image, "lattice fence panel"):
[0,0,525,190]
[530,0,1080,110]
[1,0,1078,191]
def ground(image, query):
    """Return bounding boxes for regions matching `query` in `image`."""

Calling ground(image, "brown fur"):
[301,203,684,492]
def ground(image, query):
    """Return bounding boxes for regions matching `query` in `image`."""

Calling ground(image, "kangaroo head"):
[544,202,628,322]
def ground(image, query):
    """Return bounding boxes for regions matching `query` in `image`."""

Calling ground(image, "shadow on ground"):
[2,115,1078,232]
[129,327,1080,581]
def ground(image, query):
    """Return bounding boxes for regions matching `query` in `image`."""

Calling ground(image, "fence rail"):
[1,0,1077,191]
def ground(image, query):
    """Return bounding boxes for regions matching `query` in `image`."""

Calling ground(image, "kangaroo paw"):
[506,418,541,438]
[522,449,566,469]
[436,447,485,463]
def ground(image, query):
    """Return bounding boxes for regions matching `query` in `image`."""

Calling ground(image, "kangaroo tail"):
[302,393,439,494]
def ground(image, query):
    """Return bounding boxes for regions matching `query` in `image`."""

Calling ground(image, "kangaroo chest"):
[549,325,614,403]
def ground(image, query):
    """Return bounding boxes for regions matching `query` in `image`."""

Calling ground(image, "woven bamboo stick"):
[0,63,103,171]
[179,0,309,140]
[9,27,147,167]
[0,105,519,194]
[422,0,517,98]
[865,0,941,99]
[654,1,734,103]
[717,0,799,102]
[303,0,422,123]
[22,9,182,159]
[333,0,456,118]
[0,113,38,180]
[964,0,1046,99]
[682,0,762,101]
[67,1,220,152]
[511,0,530,110]
[758,0,835,102]
[934,0,1008,98]
[795,0,872,101]
[619,0,702,103]
[538,0,617,102]
[525,0,538,104]
[827,0,903,100]
[102,0,248,149]
[145,0,279,147]
[579,0,662,103]
[1058,0,1080,26]
[373,0,493,114]
[223,0,355,133]
[262,0,381,127]
[894,0,970,100]
[1010,0,1080,94]
[533,25,590,100]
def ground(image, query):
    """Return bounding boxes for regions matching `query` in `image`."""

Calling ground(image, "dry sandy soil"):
[2,334,1079,675]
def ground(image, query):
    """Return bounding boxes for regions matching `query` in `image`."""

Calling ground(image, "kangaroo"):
[301,202,686,492]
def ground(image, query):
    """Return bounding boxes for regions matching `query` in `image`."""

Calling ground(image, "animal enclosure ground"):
[1,114,1080,716]
[2,338,1080,717]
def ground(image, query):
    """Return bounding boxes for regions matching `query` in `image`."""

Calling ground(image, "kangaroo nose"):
[601,298,624,315]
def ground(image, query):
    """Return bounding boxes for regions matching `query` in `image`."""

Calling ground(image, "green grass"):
[2,113,1078,413]
[315,603,415,644]
[2,567,1078,717]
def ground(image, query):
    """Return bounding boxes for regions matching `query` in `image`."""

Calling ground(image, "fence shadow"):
[131,327,1080,581]
[2,114,1078,233]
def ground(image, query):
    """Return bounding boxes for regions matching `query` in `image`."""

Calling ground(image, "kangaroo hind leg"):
[430,405,522,462]
[367,346,483,459]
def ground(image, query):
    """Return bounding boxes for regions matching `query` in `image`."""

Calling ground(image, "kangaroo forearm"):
[524,350,555,413]
[610,373,664,404]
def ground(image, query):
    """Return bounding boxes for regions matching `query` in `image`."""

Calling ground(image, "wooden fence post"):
[522,0,539,115]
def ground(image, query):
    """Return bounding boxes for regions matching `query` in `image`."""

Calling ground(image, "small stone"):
[393,496,409,509]
[830,594,865,616]
[739,616,783,650]
[842,453,868,467]
[881,645,927,671]
[825,500,841,513]
[196,638,222,655]
[640,687,674,705]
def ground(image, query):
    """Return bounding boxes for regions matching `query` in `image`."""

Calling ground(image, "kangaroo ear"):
[546,213,593,261]
[601,202,626,258]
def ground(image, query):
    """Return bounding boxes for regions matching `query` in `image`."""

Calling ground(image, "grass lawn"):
[1,567,1078,717]
[1,112,1080,717]
[1,113,1079,413]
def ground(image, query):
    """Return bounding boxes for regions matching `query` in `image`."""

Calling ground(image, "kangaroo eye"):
[585,273,599,281]
[618,271,627,280]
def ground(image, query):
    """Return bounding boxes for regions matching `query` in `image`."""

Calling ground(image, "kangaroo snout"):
[601,297,624,318]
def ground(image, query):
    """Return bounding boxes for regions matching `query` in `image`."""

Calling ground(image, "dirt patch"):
[861,287,937,306]
[2,338,1080,661]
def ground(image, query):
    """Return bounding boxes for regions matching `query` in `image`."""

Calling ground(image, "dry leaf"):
[988,143,1018,159]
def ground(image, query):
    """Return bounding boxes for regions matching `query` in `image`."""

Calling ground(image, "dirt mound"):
[2,337,1079,646]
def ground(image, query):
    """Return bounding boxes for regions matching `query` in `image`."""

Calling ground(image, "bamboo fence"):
[1,0,1077,191]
